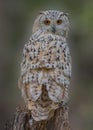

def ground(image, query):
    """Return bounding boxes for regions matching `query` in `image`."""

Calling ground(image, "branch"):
[5,106,71,130]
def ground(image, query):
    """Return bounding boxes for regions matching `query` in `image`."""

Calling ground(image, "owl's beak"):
[52,26,56,33]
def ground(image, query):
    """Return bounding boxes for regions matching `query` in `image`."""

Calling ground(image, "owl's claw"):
[28,112,35,127]
[29,118,34,126]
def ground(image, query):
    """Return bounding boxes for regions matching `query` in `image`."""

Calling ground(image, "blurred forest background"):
[0,0,93,130]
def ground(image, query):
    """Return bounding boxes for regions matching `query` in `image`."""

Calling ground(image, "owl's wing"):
[56,42,72,86]
[19,39,43,102]
[46,41,72,103]
[54,42,72,87]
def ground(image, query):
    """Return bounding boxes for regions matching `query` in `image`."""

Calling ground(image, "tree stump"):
[5,106,71,130]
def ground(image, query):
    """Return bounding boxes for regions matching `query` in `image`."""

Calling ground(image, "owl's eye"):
[44,20,51,25]
[56,19,63,25]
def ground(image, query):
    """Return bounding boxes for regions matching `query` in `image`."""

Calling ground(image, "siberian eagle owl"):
[19,10,72,121]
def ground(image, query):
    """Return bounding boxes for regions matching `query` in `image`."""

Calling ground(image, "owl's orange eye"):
[44,20,51,25]
[56,19,63,25]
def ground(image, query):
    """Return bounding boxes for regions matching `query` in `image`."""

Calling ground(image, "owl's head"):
[32,10,69,37]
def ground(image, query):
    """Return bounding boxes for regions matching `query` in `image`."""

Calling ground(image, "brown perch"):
[5,105,71,130]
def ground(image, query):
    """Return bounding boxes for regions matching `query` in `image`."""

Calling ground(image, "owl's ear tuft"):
[60,12,69,17]
[64,12,69,16]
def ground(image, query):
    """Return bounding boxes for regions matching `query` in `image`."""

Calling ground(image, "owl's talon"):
[29,118,34,126]
[28,112,35,126]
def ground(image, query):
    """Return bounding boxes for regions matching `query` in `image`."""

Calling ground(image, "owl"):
[19,10,72,122]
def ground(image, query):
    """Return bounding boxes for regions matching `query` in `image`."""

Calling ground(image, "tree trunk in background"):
[5,106,71,130]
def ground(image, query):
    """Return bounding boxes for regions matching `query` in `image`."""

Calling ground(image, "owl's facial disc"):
[36,10,70,37]
[43,19,63,34]
[41,17,65,35]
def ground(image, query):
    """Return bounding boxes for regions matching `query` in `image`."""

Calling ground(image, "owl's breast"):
[29,34,67,69]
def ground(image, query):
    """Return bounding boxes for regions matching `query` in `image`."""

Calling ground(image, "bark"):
[5,106,71,130]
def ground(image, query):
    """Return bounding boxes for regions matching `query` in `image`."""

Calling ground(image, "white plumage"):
[19,10,72,121]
